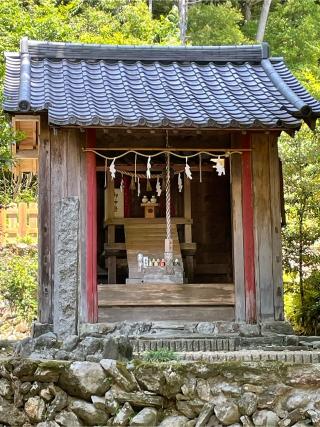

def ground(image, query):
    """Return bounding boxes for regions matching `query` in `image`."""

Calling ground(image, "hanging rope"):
[165,151,174,274]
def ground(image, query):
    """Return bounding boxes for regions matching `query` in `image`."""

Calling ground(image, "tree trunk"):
[148,0,152,15]
[179,0,187,45]
[298,213,304,308]
[256,0,272,42]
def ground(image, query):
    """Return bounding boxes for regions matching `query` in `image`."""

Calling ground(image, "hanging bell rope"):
[165,152,174,274]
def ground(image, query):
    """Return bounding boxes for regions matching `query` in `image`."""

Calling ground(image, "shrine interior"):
[95,129,233,287]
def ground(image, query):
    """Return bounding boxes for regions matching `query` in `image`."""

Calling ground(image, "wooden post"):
[231,142,245,322]
[241,134,256,323]
[184,174,194,282]
[0,208,5,244]
[86,129,98,322]
[18,202,27,238]
[38,114,52,324]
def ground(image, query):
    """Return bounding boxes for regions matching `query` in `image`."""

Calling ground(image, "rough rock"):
[54,410,81,427]
[0,396,28,426]
[55,351,70,361]
[240,415,254,427]
[306,408,320,426]
[91,395,105,410]
[238,392,258,416]
[100,359,138,392]
[252,410,280,426]
[239,323,260,337]
[24,396,46,422]
[69,398,109,426]
[20,382,32,394]
[195,402,215,427]
[214,400,240,425]
[61,335,79,352]
[78,336,102,356]
[113,402,135,426]
[135,365,163,392]
[130,407,158,426]
[13,359,39,381]
[260,321,294,335]
[36,422,60,427]
[105,389,120,415]
[162,369,184,397]
[196,378,212,401]
[59,361,109,399]
[285,391,312,411]
[40,387,53,402]
[46,386,68,420]
[34,367,60,383]
[176,399,204,418]
[278,409,306,427]
[111,388,164,408]
[103,336,133,360]
[181,377,197,399]
[53,197,79,339]
[0,378,13,399]
[34,332,59,349]
[158,415,189,427]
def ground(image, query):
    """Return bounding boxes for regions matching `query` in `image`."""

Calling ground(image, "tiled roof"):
[3,37,320,129]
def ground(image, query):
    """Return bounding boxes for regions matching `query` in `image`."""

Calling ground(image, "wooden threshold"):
[98,283,234,307]
[98,306,235,322]
[105,217,193,226]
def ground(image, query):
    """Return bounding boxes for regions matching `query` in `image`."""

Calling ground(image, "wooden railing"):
[0,202,38,244]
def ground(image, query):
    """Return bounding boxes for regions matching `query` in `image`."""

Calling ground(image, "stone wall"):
[1,358,320,426]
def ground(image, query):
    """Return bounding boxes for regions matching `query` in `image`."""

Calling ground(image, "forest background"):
[0,0,319,335]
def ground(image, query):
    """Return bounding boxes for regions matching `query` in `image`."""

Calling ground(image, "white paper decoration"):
[178,172,183,192]
[156,177,162,197]
[211,156,225,176]
[185,158,192,180]
[109,159,116,179]
[146,156,151,179]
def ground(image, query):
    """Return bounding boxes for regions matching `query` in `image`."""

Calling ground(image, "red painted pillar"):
[86,129,98,323]
[241,134,257,323]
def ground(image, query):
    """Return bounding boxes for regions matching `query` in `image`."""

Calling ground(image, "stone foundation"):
[1,358,320,426]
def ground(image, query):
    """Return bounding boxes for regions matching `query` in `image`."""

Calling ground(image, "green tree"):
[188,1,248,45]
[279,126,320,312]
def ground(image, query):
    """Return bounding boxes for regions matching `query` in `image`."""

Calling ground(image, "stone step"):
[178,350,320,364]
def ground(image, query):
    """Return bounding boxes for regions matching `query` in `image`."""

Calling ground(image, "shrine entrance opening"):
[93,129,235,322]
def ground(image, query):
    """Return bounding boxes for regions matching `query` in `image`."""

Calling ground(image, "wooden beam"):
[38,114,52,323]
[86,129,98,323]
[86,147,251,152]
[241,134,256,323]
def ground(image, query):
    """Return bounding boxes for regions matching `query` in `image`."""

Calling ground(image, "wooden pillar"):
[38,114,52,323]
[241,134,256,323]
[106,173,116,284]
[231,140,245,322]
[184,174,194,282]
[86,129,98,323]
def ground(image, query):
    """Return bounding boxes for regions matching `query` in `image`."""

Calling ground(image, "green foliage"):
[0,171,38,207]
[0,245,38,322]
[144,348,178,362]
[265,0,320,69]
[188,1,248,45]
[285,270,320,335]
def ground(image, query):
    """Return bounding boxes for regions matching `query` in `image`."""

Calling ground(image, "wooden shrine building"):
[3,38,320,336]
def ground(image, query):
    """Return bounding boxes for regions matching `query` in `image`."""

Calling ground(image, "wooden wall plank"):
[269,135,284,320]
[99,306,235,322]
[98,283,235,306]
[231,147,245,321]
[38,115,52,323]
[252,133,274,320]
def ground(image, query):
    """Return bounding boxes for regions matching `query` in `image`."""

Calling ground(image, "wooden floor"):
[98,283,235,322]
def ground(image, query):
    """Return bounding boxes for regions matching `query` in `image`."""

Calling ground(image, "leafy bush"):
[0,244,38,323]
[285,270,320,335]
[144,348,178,362]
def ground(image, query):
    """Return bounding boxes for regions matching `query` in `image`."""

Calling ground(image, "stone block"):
[53,197,80,339]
